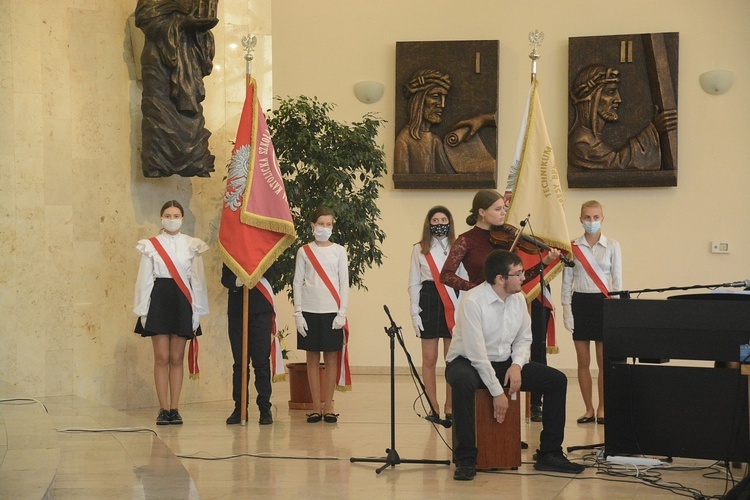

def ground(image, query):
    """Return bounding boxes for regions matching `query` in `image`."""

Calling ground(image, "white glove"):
[192,313,200,331]
[332,313,346,330]
[562,305,574,332]
[412,315,424,337]
[140,316,148,328]
[294,312,308,337]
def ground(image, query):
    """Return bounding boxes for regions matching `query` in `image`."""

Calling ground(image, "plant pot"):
[287,362,327,410]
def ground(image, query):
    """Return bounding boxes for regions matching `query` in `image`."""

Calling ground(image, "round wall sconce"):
[353,81,385,104]
[699,70,734,95]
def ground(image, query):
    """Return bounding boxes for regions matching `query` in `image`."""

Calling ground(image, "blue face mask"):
[582,221,602,234]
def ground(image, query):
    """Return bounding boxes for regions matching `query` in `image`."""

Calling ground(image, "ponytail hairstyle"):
[466,189,502,226]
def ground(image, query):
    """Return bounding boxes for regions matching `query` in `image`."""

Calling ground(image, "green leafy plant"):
[266,95,387,295]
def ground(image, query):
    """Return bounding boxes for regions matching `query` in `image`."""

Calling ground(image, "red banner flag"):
[219,79,296,288]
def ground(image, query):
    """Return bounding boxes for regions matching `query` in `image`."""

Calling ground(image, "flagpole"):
[239,34,257,426]
[528,30,543,83]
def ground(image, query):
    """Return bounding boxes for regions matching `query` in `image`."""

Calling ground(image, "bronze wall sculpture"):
[135,0,218,178]
[394,40,499,189]
[568,33,679,188]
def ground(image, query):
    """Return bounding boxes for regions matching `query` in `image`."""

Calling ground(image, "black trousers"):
[445,356,567,466]
[530,298,550,407]
[228,310,272,411]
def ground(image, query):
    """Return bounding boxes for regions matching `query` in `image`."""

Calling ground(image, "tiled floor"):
[1,375,744,499]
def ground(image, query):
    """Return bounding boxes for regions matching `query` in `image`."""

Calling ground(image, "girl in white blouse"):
[133,200,209,425]
[408,206,462,422]
[561,200,622,425]
[293,207,349,424]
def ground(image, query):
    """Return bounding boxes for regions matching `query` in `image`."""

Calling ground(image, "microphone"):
[728,280,750,289]
[519,214,530,227]
[425,413,452,428]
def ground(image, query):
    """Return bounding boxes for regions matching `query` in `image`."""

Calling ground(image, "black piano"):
[603,293,750,461]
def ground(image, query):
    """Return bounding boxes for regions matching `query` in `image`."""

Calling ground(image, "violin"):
[489,224,576,267]
[489,224,543,254]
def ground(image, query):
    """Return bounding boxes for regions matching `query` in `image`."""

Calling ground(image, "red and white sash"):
[571,242,611,298]
[149,236,200,380]
[303,244,352,391]
[424,252,457,334]
[256,277,286,382]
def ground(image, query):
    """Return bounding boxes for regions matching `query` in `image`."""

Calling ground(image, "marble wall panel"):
[0,59,13,157]
[42,118,74,207]
[4,0,273,407]
[13,93,44,161]
[10,0,42,94]
[43,205,74,353]
[0,0,11,63]
[45,348,74,396]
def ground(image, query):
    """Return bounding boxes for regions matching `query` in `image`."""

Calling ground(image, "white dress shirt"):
[446,282,532,397]
[133,232,210,318]
[561,233,622,329]
[292,243,349,314]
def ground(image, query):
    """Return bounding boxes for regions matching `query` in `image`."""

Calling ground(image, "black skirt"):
[134,278,201,339]
[571,292,605,342]
[418,281,452,339]
[297,312,343,353]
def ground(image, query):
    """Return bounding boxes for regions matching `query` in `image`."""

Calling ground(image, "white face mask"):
[582,220,601,235]
[162,218,183,232]
[313,226,332,242]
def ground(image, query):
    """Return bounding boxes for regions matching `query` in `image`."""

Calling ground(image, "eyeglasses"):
[504,270,525,279]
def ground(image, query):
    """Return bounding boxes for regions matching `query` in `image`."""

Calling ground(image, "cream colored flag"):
[504,79,571,301]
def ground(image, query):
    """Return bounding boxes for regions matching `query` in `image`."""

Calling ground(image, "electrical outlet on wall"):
[711,241,730,254]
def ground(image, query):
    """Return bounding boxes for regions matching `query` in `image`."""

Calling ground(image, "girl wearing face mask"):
[293,207,349,424]
[561,200,622,425]
[408,206,463,422]
[133,200,209,426]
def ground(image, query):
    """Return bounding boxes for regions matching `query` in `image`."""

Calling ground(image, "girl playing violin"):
[440,189,560,422]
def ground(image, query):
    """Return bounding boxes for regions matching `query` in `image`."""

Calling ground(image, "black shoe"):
[259,409,273,425]
[445,413,452,422]
[530,405,543,422]
[577,415,595,424]
[226,408,242,425]
[323,413,339,423]
[534,450,585,474]
[453,464,477,481]
[169,408,183,425]
[306,412,322,423]
[156,408,171,425]
[596,417,605,425]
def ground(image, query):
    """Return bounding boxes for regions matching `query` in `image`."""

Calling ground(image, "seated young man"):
[445,249,585,480]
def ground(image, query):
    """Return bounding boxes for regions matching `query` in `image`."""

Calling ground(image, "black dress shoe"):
[226,408,242,425]
[577,415,595,424]
[596,417,605,425]
[259,409,273,425]
[453,465,476,481]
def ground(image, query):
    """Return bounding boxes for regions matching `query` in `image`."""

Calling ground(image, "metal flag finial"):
[528,30,544,81]
[242,35,257,76]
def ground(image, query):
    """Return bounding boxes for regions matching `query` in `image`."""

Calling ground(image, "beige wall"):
[270,1,750,374]
[1,0,748,409]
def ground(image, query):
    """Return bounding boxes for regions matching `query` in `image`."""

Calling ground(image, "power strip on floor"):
[606,455,662,467]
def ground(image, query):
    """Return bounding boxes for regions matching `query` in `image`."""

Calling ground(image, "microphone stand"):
[510,218,547,423]
[350,305,451,474]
